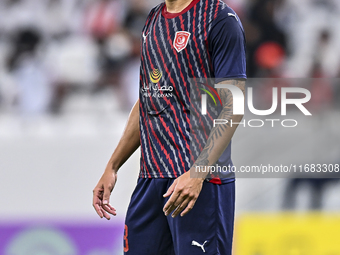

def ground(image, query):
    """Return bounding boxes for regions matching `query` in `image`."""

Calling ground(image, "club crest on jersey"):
[173,31,191,53]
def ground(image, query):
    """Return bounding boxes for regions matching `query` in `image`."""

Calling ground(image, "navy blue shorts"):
[124,178,235,255]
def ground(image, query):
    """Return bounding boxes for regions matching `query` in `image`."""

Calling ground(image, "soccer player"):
[92,0,246,254]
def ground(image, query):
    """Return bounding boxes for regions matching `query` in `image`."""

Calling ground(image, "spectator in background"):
[116,0,149,110]
[84,0,128,90]
[7,28,54,116]
[278,0,340,78]
[243,0,287,77]
[85,0,125,40]
[276,0,337,108]
[0,0,56,114]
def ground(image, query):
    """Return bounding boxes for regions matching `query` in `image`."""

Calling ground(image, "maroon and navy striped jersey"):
[139,0,246,182]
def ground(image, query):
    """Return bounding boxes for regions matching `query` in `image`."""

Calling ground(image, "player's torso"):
[138,0,234,179]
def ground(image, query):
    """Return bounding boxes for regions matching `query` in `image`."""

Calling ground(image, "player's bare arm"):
[93,99,140,220]
[163,79,245,218]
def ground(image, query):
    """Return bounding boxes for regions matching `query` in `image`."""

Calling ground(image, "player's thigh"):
[167,181,235,255]
[124,178,175,255]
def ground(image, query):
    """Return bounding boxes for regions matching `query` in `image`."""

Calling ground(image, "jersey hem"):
[138,174,235,185]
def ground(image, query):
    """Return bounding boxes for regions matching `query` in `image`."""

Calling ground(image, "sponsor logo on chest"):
[141,68,173,98]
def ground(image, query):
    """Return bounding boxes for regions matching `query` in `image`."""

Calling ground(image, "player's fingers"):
[171,197,191,218]
[163,179,177,198]
[163,189,181,215]
[180,199,197,217]
[164,192,186,216]
[102,204,117,216]
[93,203,104,218]
[93,189,104,218]
[104,203,116,212]
[101,207,111,220]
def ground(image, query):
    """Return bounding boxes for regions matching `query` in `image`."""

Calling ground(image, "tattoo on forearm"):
[193,80,245,168]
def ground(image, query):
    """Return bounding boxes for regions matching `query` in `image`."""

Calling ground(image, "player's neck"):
[165,0,194,13]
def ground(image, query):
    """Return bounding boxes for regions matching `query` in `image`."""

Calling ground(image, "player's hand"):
[93,170,117,220]
[163,170,204,218]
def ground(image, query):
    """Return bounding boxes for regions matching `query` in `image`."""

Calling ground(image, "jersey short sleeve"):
[208,9,247,82]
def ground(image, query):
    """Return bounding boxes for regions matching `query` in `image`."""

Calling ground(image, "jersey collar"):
[162,0,201,19]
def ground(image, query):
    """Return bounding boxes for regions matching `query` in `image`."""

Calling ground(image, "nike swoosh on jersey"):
[142,32,150,42]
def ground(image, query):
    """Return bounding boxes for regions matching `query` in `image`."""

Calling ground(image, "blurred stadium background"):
[0,0,339,254]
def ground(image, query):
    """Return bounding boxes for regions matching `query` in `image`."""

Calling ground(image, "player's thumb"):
[163,180,177,197]
[102,186,111,205]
